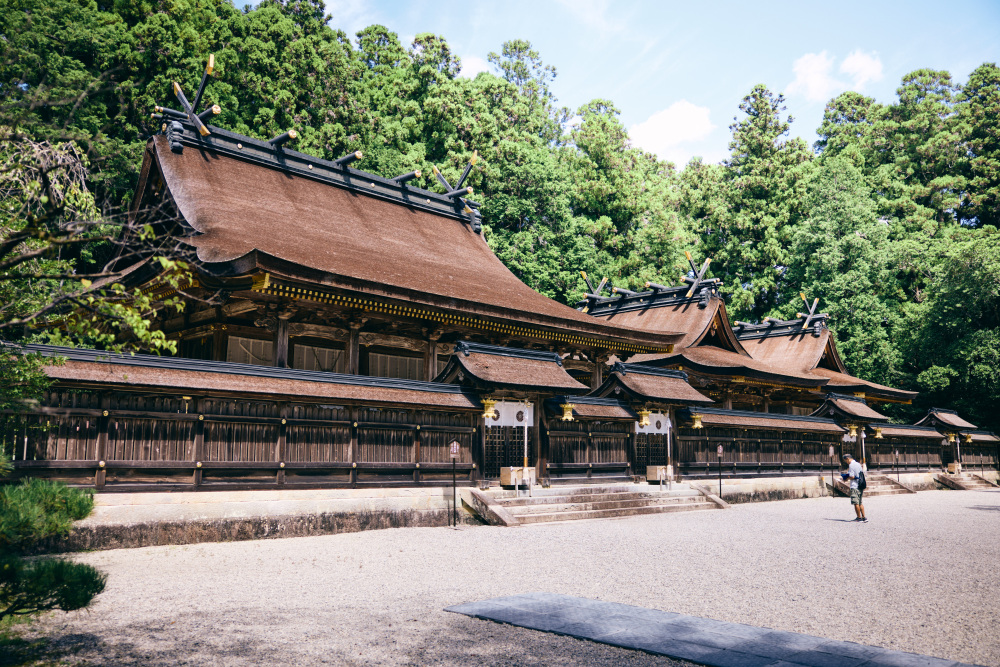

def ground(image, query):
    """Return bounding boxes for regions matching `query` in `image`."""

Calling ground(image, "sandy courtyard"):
[24,488,1000,666]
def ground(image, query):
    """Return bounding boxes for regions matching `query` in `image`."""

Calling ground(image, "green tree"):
[957,62,1000,227]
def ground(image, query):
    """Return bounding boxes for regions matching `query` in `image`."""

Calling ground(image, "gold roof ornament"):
[692,413,703,429]
[559,403,575,422]
[947,432,956,443]
[637,409,651,428]
[481,397,498,421]
[874,427,883,439]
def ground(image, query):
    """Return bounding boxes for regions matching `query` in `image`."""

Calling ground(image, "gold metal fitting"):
[692,414,703,429]
[482,397,498,421]
[874,427,883,439]
[281,418,286,425]
[848,424,858,438]
[98,460,105,468]
[103,410,109,416]
[196,462,202,468]
[199,415,204,421]
[559,403,575,422]
[963,433,972,443]
[279,462,285,468]
[947,432,956,443]
[637,409,651,428]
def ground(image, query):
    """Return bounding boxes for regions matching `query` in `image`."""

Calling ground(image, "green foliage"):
[0,479,94,554]
[2,0,999,432]
[0,557,107,621]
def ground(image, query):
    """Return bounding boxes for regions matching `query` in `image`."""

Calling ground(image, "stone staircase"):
[832,474,915,497]
[936,472,999,491]
[486,484,721,525]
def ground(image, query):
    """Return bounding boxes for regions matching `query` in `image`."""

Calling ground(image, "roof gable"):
[435,341,588,394]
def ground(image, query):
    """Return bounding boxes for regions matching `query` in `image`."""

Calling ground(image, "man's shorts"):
[850,488,864,505]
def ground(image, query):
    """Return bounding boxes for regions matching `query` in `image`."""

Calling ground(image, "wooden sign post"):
[449,440,460,527]
[717,444,723,497]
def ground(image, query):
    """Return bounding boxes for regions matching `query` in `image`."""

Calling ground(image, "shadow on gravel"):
[968,505,1000,511]
[22,613,691,666]
[821,518,861,522]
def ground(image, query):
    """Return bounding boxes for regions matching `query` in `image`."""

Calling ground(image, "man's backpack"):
[858,469,867,491]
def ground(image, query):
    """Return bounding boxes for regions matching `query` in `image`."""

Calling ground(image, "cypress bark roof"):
[632,345,827,388]
[812,394,890,422]
[142,131,681,354]
[544,396,638,420]
[676,407,845,433]
[22,344,480,409]
[868,425,942,439]
[916,408,978,430]
[590,364,714,405]
[435,342,588,393]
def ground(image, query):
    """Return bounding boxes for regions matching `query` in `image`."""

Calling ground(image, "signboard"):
[716,444,723,456]
[635,412,671,434]
[487,401,533,427]
[449,440,461,459]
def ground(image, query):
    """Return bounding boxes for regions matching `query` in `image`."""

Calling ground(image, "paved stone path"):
[447,593,981,667]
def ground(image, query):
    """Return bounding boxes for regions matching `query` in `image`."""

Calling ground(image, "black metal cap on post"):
[334,150,362,167]
[269,129,298,148]
[392,169,421,184]
[154,106,187,121]
[612,286,639,297]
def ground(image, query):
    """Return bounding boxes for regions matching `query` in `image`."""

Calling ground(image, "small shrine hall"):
[2,66,996,492]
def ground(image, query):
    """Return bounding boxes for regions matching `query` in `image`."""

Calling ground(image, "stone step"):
[490,484,635,499]
[517,501,719,524]
[497,490,699,507]
[506,496,707,515]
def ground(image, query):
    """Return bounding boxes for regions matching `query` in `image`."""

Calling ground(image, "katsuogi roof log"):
[435,341,588,393]
[138,126,680,355]
[590,363,714,405]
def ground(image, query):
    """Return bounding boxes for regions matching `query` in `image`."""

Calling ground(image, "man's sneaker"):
[861,518,868,522]
[853,517,865,522]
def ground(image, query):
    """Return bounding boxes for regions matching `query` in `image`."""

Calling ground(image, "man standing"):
[842,453,867,522]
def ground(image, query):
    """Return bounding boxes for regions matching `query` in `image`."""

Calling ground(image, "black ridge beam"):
[191,54,215,111]
[197,104,222,123]
[172,82,210,136]
[392,169,422,184]
[334,150,362,167]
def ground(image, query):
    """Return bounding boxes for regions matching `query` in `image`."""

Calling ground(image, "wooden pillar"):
[347,322,362,375]
[476,415,487,487]
[534,396,546,482]
[213,326,226,362]
[193,398,205,487]
[94,393,110,490]
[276,403,287,485]
[350,406,359,487]
[413,417,422,484]
[590,350,609,390]
[722,392,733,411]
[424,332,440,382]
[274,318,289,368]
[762,391,771,413]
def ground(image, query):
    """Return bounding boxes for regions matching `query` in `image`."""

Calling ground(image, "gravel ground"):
[23,488,1000,666]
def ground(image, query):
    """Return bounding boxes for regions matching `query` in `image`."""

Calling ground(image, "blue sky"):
[326,0,1000,166]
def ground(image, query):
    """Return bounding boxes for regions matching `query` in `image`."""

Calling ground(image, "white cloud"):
[458,55,491,79]
[840,49,883,89]
[787,51,844,103]
[787,50,885,103]
[629,100,717,165]
[325,0,379,37]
